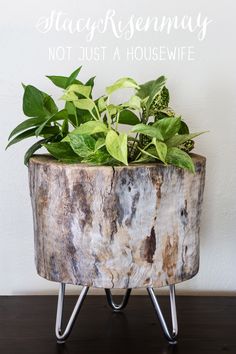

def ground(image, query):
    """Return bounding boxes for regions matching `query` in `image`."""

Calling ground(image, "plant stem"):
[129,133,139,158]
[75,115,79,126]
[135,141,153,161]
[106,109,111,129]
[115,111,120,131]
[91,110,99,121]
[94,104,101,120]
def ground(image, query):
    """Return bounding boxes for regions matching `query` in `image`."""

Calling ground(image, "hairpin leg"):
[55,283,89,344]
[147,285,178,344]
[105,288,132,311]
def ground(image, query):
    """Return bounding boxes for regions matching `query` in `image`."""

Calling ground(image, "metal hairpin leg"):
[55,283,177,344]
[105,288,132,311]
[147,285,178,344]
[55,283,89,344]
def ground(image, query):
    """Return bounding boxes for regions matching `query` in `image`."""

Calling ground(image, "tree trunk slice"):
[28,154,206,289]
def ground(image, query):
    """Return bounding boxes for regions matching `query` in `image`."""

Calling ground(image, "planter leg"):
[55,283,89,344]
[105,288,132,312]
[147,285,178,345]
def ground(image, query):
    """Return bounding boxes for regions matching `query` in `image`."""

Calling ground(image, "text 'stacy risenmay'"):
[36,9,212,42]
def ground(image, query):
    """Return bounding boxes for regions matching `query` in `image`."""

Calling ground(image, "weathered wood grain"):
[28,154,206,289]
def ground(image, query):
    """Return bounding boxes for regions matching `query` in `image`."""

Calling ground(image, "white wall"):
[0,0,235,295]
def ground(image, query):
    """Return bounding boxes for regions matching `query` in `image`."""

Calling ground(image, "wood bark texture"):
[29,154,206,289]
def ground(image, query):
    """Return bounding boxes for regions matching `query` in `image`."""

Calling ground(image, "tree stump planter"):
[28,154,206,344]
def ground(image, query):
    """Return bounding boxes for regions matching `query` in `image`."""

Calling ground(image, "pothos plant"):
[7,66,205,172]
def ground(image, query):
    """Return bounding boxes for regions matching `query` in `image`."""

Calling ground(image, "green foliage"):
[46,66,83,89]
[153,117,181,140]
[35,109,67,136]
[165,132,205,147]
[24,139,49,165]
[131,124,163,141]
[69,134,96,158]
[82,148,115,165]
[106,77,139,95]
[153,140,167,164]
[118,110,140,125]
[105,130,128,165]
[137,76,166,117]
[23,85,58,117]
[7,66,206,172]
[69,121,108,136]
[43,142,81,163]
[73,98,96,112]
[166,147,195,173]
